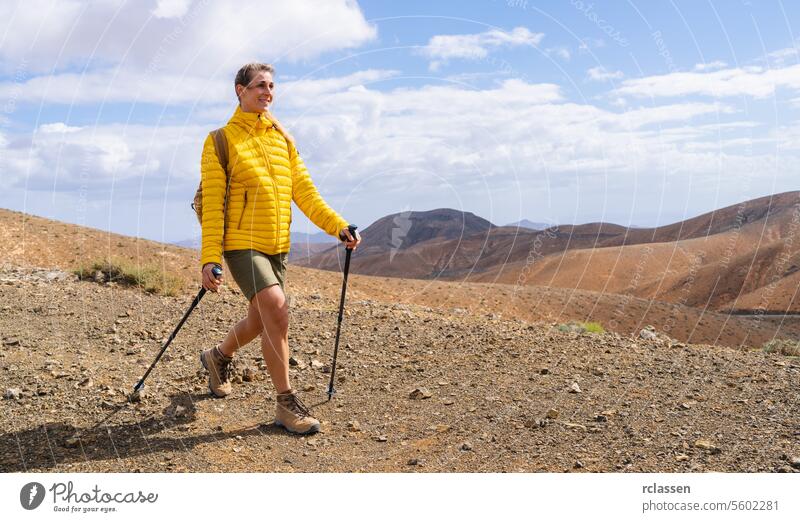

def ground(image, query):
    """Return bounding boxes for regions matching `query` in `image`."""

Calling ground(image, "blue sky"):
[1,0,798,244]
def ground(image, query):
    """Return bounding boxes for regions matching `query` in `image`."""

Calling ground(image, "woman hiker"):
[199,62,361,435]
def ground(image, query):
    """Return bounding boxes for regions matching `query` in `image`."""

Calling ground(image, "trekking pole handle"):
[211,265,223,279]
[339,224,358,250]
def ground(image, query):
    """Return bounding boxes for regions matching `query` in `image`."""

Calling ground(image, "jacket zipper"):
[256,127,281,251]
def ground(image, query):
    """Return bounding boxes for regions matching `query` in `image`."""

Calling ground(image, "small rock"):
[2,337,20,346]
[407,458,420,466]
[789,457,800,469]
[574,460,584,469]
[539,368,550,375]
[545,408,560,419]
[525,418,547,429]
[694,439,721,454]
[563,422,587,431]
[4,388,22,400]
[675,454,690,462]
[461,442,473,451]
[409,387,432,400]
[77,377,93,388]
[595,414,608,423]
[173,405,187,418]
[374,435,388,442]
[569,382,582,394]
[289,356,307,370]
[346,420,361,432]
[242,368,255,382]
[64,436,81,448]
[310,359,324,370]
[639,327,657,341]
[303,384,315,392]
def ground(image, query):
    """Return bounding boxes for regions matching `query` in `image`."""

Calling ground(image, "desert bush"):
[582,321,605,334]
[74,258,183,296]
[762,338,800,357]
[556,321,605,334]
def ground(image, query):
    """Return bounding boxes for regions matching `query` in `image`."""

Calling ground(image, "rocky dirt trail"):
[1,264,799,473]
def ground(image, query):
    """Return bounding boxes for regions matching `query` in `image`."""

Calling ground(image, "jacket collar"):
[228,105,274,131]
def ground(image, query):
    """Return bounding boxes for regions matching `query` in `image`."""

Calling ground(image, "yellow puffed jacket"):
[200,105,349,266]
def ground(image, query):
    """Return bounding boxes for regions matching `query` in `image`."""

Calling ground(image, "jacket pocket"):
[237,190,248,229]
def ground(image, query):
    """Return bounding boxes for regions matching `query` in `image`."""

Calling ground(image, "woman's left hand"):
[340,227,362,250]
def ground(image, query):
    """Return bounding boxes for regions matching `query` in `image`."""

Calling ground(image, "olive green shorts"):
[223,249,287,302]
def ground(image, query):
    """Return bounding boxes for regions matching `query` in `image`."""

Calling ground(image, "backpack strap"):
[211,128,231,255]
[211,128,229,172]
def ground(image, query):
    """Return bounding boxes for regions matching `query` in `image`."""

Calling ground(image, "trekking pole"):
[80,266,223,434]
[132,265,223,395]
[326,225,357,400]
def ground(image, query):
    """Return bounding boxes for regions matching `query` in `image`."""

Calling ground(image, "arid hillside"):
[301,192,800,315]
[1,208,799,349]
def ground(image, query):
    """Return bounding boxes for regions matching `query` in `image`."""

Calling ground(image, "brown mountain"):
[302,192,800,313]
[466,191,800,313]
[295,208,496,278]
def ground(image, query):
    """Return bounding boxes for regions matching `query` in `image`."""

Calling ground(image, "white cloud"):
[0,68,399,109]
[279,70,401,108]
[420,27,543,70]
[38,122,83,134]
[694,60,727,72]
[152,0,192,19]
[615,63,800,98]
[3,72,779,196]
[546,47,571,61]
[3,123,210,192]
[0,0,376,76]
[763,44,799,67]
[587,66,624,82]
[0,70,230,106]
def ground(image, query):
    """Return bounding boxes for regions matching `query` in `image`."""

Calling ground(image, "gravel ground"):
[1,265,799,472]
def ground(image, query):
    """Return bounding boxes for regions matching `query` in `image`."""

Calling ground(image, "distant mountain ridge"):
[299,191,800,313]
[505,219,553,230]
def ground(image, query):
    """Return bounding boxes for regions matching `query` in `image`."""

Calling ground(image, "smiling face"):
[236,71,274,113]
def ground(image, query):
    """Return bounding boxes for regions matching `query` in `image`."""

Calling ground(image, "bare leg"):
[218,314,261,358]
[251,284,291,393]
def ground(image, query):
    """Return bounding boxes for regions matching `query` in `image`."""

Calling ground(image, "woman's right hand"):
[202,263,224,292]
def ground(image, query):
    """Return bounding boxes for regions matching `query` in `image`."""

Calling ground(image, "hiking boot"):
[275,390,320,434]
[200,347,233,398]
